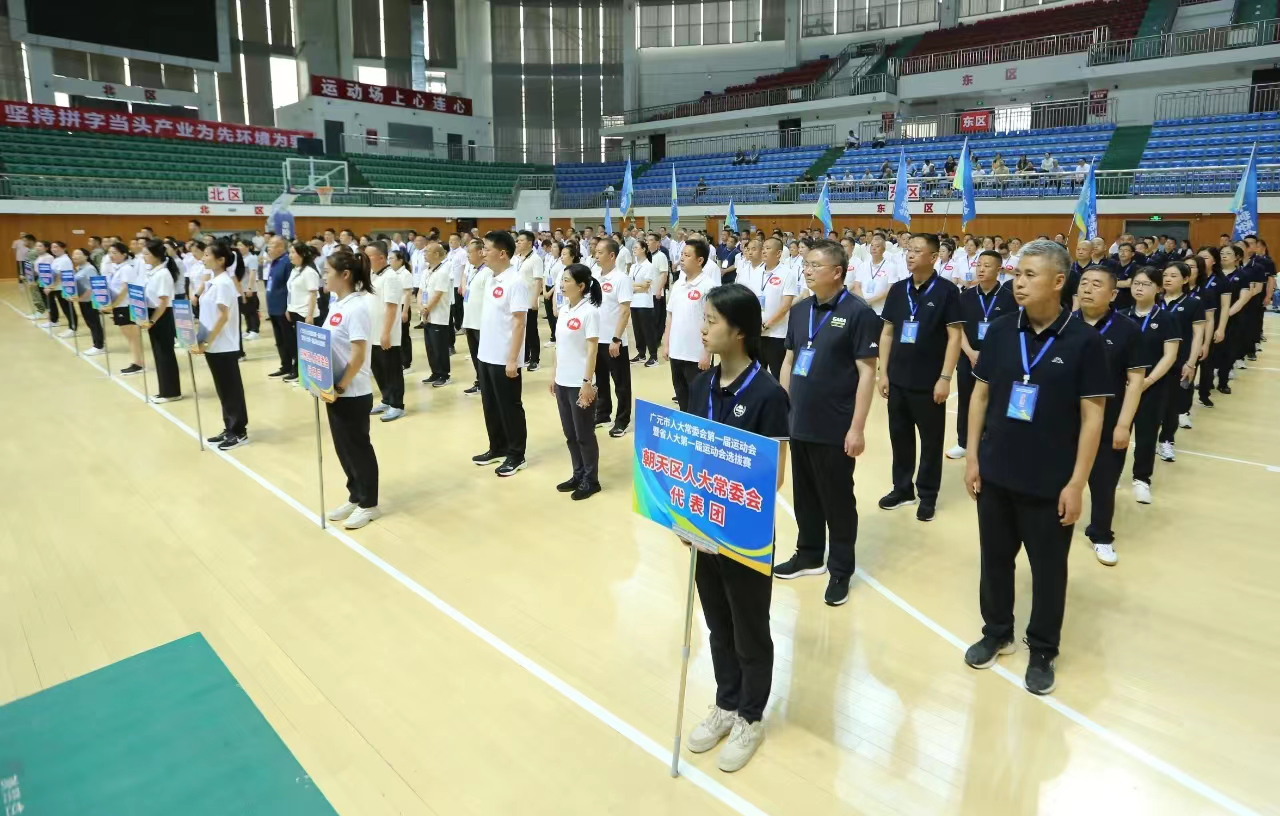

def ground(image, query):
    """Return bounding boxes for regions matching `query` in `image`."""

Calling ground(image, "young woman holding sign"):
[139,240,183,403]
[104,242,146,375]
[71,247,106,355]
[193,242,251,450]
[283,241,322,384]
[50,241,78,338]
[550,263,602,500]
[321,250,382,531]
[682,283,789,774]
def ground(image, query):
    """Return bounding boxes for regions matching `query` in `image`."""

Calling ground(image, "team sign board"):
[37,261,53,287]
[60,270,76,299]
[297,323,335,401]
[632,399,779,576]
[90,276,111,309]
[886,182,921,201]
[173,300,197,348]
[127,284,148,323]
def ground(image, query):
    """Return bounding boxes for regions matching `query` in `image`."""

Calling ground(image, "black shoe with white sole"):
[472,450,503,466]
[916,501,936,522]
[964,636,1015,669]
[120,363,143,376]
[207,431,227,444]
[824,575,850,606]
[268,367,289,378]
[773,555,827,580]
[496,458,527,477]
[1025,648,1056,695]
[608,422,629,438]
[878,489,917,510]
[556,476,579,493]
[464,383,481,395]
[432,376,451,388]
[217,434,249,451]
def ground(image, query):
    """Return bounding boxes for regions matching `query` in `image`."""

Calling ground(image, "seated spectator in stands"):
[919,159,937,178]
[1015,155,1034,175]
[1075,159,1089,182]
[843,169,854,182]
[992,156,1009,176]
[695,177,709,201]
[872,129,887,149]
[733,149,747,166]
[944,155,957,176]
[879,160,893,179]
[747,145,761,164]
[846,130,860,150]
[861,169,874,181]
[802,171,814,183]
[972,159,986,176]
[1040,152,1059,174]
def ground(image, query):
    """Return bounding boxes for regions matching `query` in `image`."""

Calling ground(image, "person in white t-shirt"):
[447,233,468,341]
[319,250,382,531]
[138,241,183,402]
[365,241,407,421]
[756,237,800,378]
[629,243,661,367]
[281,243,322,384]
[473,231,531,476]
[46,241,78,337]
[645,233,671,310]
[235,238,262,340]
[102,242,146,374]
[846,234,901,315]
[459,238,491,395]
[421,244,455,387]
[383,249,414,371]
[512,230,545,370]
[191,243,251,450]
[550,262,603,500]
[936,241,963,287]
[592,238,634,437]
[660,238,716,411]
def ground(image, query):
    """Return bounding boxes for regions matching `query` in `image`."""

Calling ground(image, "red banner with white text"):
[0,100,310,148]
[959,110,993,133]
[310,75,473,117]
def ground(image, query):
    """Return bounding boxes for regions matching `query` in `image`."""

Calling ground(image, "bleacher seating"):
[645,59,834,121]
[724,59,833,94]
[343,154,538,207]
[1135,111,1280,194]
[555,160,628,208]
[633,145,827,204]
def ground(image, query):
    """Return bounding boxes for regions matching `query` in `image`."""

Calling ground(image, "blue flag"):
[1231,143,1258,240]
[1072,162,1098,239]
[893,149,911,227]
[953,138,976,229]
[605,197,613,235]
[814,180,833,235]
[726,199,738,232]
[620,157,634,220]
[670,164,679,230]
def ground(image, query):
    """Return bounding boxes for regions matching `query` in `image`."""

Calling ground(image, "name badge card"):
[1007,382,1039,422]
[792,348,815,376]
[900,321,919,344]
[978,320,990,340]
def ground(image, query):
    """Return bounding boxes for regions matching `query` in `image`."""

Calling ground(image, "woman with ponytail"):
[104,241,146,375]
[283,241,322,383]
[139,239,183,402]
[550,263,603,500]
[192,242,250,449]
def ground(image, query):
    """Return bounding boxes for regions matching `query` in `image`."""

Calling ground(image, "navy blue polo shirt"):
[1163,293,1206,369]
[1078,308,1144,430]
[973,308,1112,499]
[1194,272,1224,314]
[687,363,790,440]
[959,281,1016,349]
[1121,304,1181,374]
[1112,260,1138,312]
[881,271,964,390]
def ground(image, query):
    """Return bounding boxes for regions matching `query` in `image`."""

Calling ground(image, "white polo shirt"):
[758,264,799,338]
[478,265,530,366]
[597,267,633,342]
[144,264,176,308]
[286,265,321,315]
[848,256,896,315]
[702,258,722,287]
[368,267,404,346]
[649,249,669,289]
[425,264,453,326]
[325,291,374,398]
[198,272,241,353]
[554,298,601,388]
[461,263,490,331]
[512,251,544,308]
[666,272,715,363]
[630,260,655,309]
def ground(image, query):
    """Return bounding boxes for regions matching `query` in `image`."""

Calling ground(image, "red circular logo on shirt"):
[602,282,613,293]
[769,276,782,286]
[566,317,582,330]
[688,290,702,301]
[492,286,504,298]
[328,313,343,327]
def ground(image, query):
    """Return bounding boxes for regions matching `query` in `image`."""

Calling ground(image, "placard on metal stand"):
[173,299,204,451]
[90,276,112,378]
[128,284,150,402]
[297,321,335,530]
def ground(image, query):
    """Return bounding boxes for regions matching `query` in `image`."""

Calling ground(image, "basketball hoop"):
[316,185,334,205]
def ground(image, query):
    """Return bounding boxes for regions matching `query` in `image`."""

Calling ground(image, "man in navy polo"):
[264,235,293,377]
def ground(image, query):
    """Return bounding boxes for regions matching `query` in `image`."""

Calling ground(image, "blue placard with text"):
[60,270,76,299]
[173,299,197,348]
[297,322,334,400]
[128,283,148,323]
[632,398,779,575]
[90,276,111,309]
[37,262,53,288]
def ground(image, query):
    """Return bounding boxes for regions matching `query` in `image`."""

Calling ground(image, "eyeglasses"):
[803,262,836,270]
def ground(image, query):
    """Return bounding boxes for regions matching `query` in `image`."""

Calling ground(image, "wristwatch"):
[335,384,345,395]
[612,336,622,343]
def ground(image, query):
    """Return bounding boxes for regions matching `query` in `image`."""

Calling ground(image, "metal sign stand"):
[313,395,327,529]
[670,543,699,777]
[185,350,204,450]
[70,309,80,357]
[101,311,111,377]
[140,325,151,404]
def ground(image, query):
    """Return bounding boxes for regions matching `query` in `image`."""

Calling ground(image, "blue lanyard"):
[906,276,937,321]
[806,290,847,348]
[1074,309,1114,335]
[1135,304,1161,333]
[708,362,761,422]
[1019,331,1057,384]
[977,284,1001,320]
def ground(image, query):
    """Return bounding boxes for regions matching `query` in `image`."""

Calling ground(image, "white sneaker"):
[945,445,966,460]
[244,331,259,340]
[1178,412,1192,429]
[1158,442,1176,462]
[1133,480,1152,504]
[37,321,54,328]
[343,505,382,529]
[717,716,765,773]
[84,347,105,356]
[543,340,555,348]
[25,312,41,320]
[379,407,406,422]
[326,501,358,521]
[1235,360,1247,370]
[370,403,388,415]
[687,706,736,754]
[58,329,75,338]
[1229,369,1237,380]
[1094,542,1117,566]
[151,395,183,404]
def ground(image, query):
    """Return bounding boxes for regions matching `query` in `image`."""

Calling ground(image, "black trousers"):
[453,292,465,335]
[1085,427,1126,545]
[370,345,404,409]
[326,393,379,508]
[695,551,773,723]
[314,289,330,326]
[242,293,261,333]
[543,294,558,342]
[594,342,632,426]
[888,383,946,502]
[1158,373,1192,444]
[269,313,294,371]
[977,480,1072,657]
[956,354,976,448]
[555,383,599,485]
[631,306,652,359]
[148,309,181,398]
[759,337,786,380]
[400,318,413,367]
[478,361,526,460]
[466,328,481,384]
[206,350,248,436]
[1217,325,1243,387]
[426,323,452,380]
[46,290,72,326]
[671,359,701,412]
[525,308,541,365]
[78,301,104,349]
[789,439,858,579]
[1131,378,1166,485]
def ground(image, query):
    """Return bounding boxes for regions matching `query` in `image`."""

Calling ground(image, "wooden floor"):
[1,283,1276,816]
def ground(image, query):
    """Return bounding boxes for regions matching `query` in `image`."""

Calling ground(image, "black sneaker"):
[218,434,249,451]
[1025,648,1056,695]
[1218,385,1232,395]
[963,635,1015,669]
[916,501,936,522]
[472,450,503,466]
[496,458,527,477]
[571,481,601,501]
[422,376,439,384]
[608,422,629,438]
[527,362,540,372]
[644,358,658,368]
[878,489,917,510]
[773,555,827,580]
[268,367,289,377]
[207,431,227,444]
[594,416,611,428]
[824,575,850,606]
[1198,396,1215,408]
[464,383,481,395]
[556,476,579,493]
[282,372,298,382]
[120,363,143,376]
[432,376,451,388]
[1247,353,1257,362]
[629,354,645,364]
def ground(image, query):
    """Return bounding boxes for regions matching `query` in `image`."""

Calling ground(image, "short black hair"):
[685,237,710,265]
[910,232,940,254]
[518,229,536,243]
[486,230,516,259]
[706,284,763,361]
[597,237,619,259]
[978,250,1003,266]
[1082,263,1117,285]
